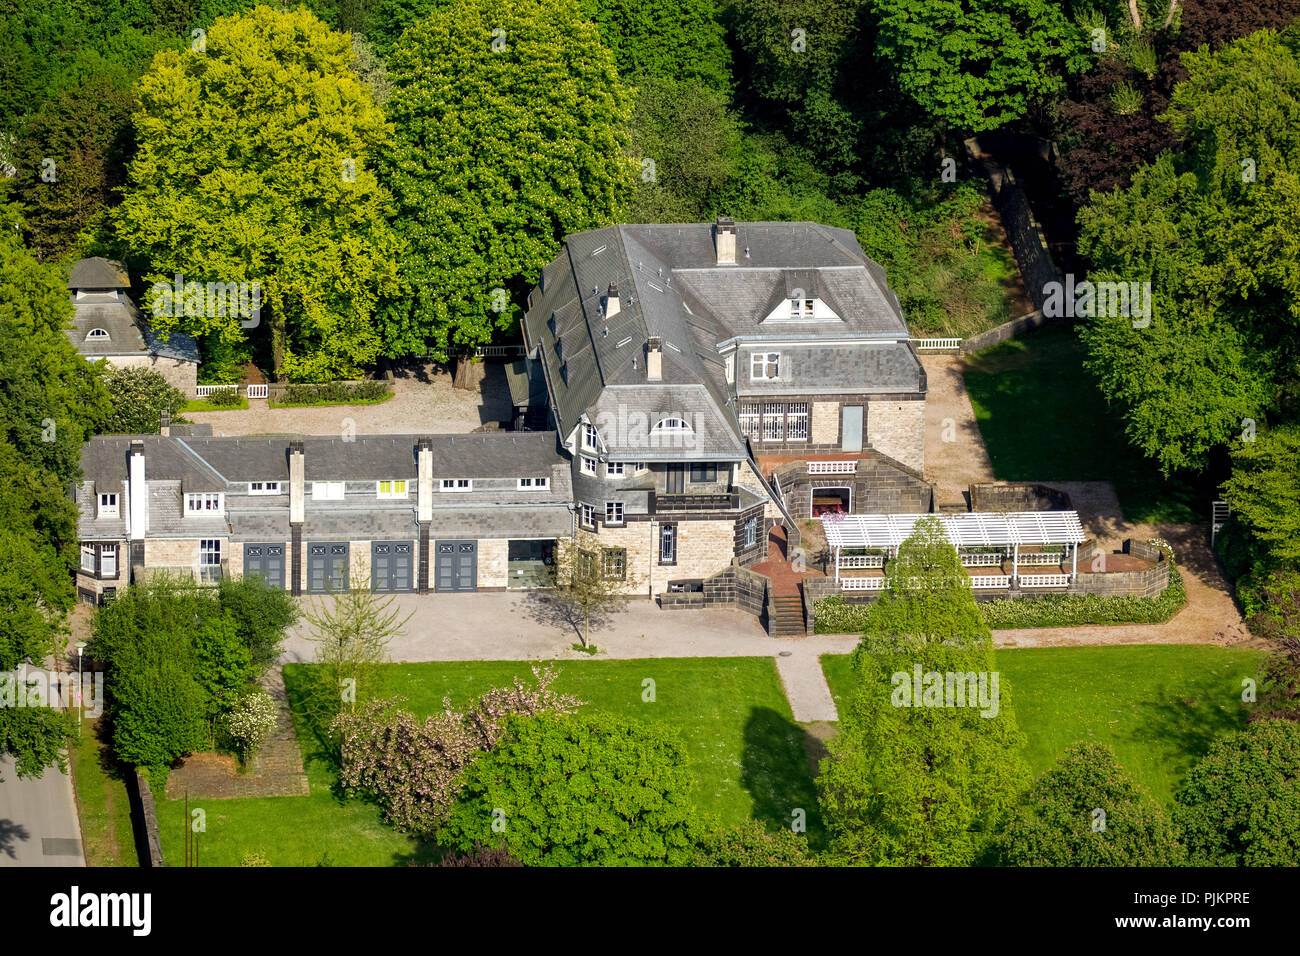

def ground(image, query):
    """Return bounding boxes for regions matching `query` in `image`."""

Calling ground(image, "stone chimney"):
[604,283,620,319]
[127,440,148,540]
[289,440,305,524]
[646,337,662,382]
[714,216,736,265]
[416,438,434,523]
[159,410,170,437]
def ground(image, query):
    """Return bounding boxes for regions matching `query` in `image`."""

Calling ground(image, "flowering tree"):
[331,665,583,836]
[225,690,278,762]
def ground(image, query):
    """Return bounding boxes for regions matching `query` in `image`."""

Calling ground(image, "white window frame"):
[634,462,648,473]
[786,402,809,442]
[376,479,408,499]
[605,461,625,478]
[739,404,761,440]
[249,481,282,495]
[100,543,117,578]
[97,492,119,517]
[81,544,96,573]
[440,479,473,493]
[750,352,779,380]
[580,456,597,476]
[312,481,345,501]
[199,538,222,583]
[605,501,624,526]
[185,492,225,515]
[579,503,596,529]
[582,423,600,452]
[517,477,550,490]
[86,328,110,341]
[744,516,758,548]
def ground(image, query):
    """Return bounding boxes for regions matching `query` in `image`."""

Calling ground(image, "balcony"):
[649,490,740,514]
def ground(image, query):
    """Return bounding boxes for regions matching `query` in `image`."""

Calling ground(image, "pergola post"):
[1012,543,1019,585]
[1071,542,1078,581]
[834,545,840,583]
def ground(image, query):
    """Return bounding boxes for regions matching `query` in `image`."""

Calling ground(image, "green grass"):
[180,396,249,412]
[962,325,1205,523]
[69,718,139,867]
[157,657,820,866]
[822,644,1266,804]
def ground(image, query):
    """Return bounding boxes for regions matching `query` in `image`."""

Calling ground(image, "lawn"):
[157,657,820,866]
[180,396,249,412]
[962,325,1207,523]
[821,644,1266,804]
[69,718,139,867]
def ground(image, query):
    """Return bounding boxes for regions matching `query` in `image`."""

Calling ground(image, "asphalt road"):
[0,755,85,867]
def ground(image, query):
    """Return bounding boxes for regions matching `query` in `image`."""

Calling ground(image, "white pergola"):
[821,511,1088,584]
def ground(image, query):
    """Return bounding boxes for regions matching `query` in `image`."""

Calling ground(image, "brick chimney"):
[646,337,662,382]
[604,283,620,319]
[714,216,736,265]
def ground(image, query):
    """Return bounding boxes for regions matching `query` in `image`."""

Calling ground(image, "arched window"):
[652,417,693,433]
[86,328,110,341]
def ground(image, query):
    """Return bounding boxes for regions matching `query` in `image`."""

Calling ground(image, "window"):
[580,456,597,476]
[576,549,597,579]
[750,351,779,380]
[249,481,281,495]
[185,492,224,514]
[98,492,118,517]
[377,480,407,498]
[739,404,761,440]
[659,523,677,565]
[86,328,109,341]
[654,417,690,432]
[786,403,809,442]
[689,463,717,483]
[100,544,117,578]
[582,423,600,451]
[517,477,549,490]
[634,462,648,473]
[744,516,758,549]
[199,538,221,584]
[788,298,813,318]
[605,461,625,478]
[602,547,626,580]
[605,501,624,526]
[312,481,345,501]
[81,545,96,573]
[440,479,472,492]
[762,402,785,441]
[579,503,596,529]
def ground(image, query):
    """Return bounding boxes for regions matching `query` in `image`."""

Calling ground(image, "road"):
[0,754,85,867]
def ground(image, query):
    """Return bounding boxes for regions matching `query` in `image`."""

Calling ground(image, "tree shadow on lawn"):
[1126,686,1251,796]
[741,706,828,852]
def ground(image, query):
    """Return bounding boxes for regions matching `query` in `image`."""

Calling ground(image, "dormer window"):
[750,352,780,380]
[249,481,281,495]
[312,481,345,500]
[788,298,813,318]
[185,492,224,515]
[86,328,110,341]
[97,492,118,517]
[376,480,407,499]
[582,423,600,451]
[653,417,692,432]
[517,477,549,490]
[441,479,472,492]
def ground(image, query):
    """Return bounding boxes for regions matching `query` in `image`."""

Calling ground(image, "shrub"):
[331,666,583,837]
[204,387,241,408]
[278,380,390,406]
[225,690,278,760]
[434,846,525,867]
[976,567,1186,629]
[692,820,816,867]
[217,576,299,672]
[101,367,185,433]
[439,710,697,866]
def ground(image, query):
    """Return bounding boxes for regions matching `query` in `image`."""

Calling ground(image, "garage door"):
[434,540,477,592]
[371,541,414,592]
[307,542,349,593]
[243,542,285,589]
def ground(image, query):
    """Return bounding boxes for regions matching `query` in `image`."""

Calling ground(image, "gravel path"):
[921,353,995,506]
[186,363,514,437]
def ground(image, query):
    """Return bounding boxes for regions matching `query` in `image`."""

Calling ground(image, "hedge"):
[812,567,1187,633]
[274,380,392,406]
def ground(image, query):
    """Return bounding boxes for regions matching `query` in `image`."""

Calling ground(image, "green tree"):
[994,743,1186,866]
[114,5,401,380]
[1220,425,1300,570]
[692,820,816,867]
[1174,719,1300,866]
[868,0,1091,131]
[439,710,697,866]
[578,0,731,94]
[193,610,254,725]
[100,367,185,434]
[217,574,299,672]
[380,0,633,360]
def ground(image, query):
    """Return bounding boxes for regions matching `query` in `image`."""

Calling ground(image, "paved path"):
[281,591,858,722]
[0,754,84,868]
[920,354,995,506]
[187,364,513,437]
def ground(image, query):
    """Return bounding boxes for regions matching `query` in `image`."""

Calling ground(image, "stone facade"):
[576,513,748,596]
[811,401,838,444]
[970,482,1071,512]
[657,562,769,621]
[106,354,199,398]
[774,455,933,519]
[478,538,509,589]
[866,398,925,474]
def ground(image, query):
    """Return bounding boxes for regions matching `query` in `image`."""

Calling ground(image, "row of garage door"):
[243,540,477,593]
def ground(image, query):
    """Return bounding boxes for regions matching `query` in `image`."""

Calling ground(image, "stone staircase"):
[769,591,807,636]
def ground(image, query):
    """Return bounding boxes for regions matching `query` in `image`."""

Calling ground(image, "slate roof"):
[736,342,924,396]
[522,220,918,448]
[68,257,130,290]
[67,290,200,363]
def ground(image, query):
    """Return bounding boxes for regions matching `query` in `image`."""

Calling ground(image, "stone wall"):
[576,517,739,596]
[132,771,165,867]
[811,401,838,444]
[961,309,1075,355]
[969,482,1071,512]
[108,354,199,398]
[658,561,768,623]
[774,454,933,519]
[866,398,925,473]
